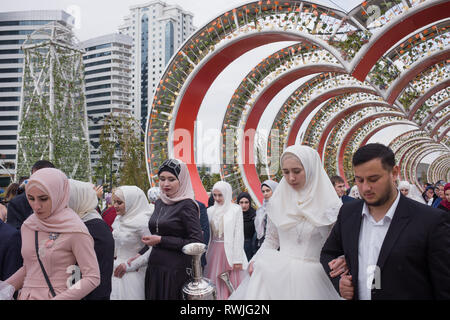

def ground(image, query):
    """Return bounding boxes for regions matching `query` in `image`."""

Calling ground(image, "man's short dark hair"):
[31,160,55,173]
[352,143,395,171]
[330,175,345,186]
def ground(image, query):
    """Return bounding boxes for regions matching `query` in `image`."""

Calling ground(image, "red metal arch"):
[351,1,450,81]
[239,65,345,203]
[407,79,450,120]
[386,49,450,104]
[420,100,450,129]
[360,122,417,146]
[286,86,378,146]
[404,145,444,184]
[438,127,450,142]
[388,128,422,150]
[431,113,450,137]
[173,32,335,203]
[398,140,434,179]
[337,113,404,183]
[316,101,392,158]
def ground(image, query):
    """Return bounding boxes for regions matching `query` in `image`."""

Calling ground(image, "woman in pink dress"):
[204,181,247,300]
[0,168,100,300]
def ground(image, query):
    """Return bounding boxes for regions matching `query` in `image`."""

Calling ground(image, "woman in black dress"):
[142,158,203,300]
[68,179,114,300]
[236,192,256,261]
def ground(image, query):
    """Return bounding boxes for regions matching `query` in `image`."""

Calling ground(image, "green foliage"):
[93,113,150,194]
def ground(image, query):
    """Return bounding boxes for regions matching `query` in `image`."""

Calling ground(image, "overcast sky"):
[1,0,363,41]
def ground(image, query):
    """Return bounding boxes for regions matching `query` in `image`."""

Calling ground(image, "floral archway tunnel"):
[145,0,450,205]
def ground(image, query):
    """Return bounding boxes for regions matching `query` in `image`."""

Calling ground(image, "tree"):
[94,112,149,193]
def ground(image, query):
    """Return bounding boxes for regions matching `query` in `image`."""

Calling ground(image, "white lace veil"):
[267,145,342,229]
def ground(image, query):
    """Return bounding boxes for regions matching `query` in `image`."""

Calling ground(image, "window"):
[85,43,112,52]
[0,144,16,149]
[0,39,24,45]
[87,108,112,114]
[0,30,33,36]
[0,58,23,64]
[0,77,21,83]
[0,96,20,102]
[0,68,23,73]
[0,20,51,26]
[85,67,111,76]
[0,106,19,111]
[86,83,111,91]
[0,135,17,140]
[84,59,112,68]
[0,116,18,121]
[87,100,111,107]
[83,51,111,60]
[0,87,20,92]
[0,49,21,55]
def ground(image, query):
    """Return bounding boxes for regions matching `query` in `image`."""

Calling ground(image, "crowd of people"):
[0,143,449,300]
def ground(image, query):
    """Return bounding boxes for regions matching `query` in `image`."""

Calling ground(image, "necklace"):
[155,206,165,234]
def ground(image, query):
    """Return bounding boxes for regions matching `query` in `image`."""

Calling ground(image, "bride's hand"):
[328,256,348,278]
[233,264,242,271]
[114,263,127,278]
[248,261,255,276]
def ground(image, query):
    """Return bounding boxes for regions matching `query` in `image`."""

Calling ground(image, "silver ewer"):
[182,242,217,300]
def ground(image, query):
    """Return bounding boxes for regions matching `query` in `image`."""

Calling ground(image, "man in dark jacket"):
[321,144,450,300]
[0,219,22,281]
[7,160,55,230]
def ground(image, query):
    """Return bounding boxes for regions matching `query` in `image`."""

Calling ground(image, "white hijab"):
[398,180,426,204]
[209,181,236,238]
[68,179,102,222]
[115,185,154,230]
[349,185,361,199]
[267,145,342,229]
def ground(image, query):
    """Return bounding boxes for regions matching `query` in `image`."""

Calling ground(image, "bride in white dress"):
[230,145,346,300]
[110,186,153,300]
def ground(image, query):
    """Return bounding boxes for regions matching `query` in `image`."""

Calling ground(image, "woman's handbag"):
[35,231,56,297]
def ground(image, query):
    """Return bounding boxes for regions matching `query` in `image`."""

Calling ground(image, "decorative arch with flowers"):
[146,0,450,205]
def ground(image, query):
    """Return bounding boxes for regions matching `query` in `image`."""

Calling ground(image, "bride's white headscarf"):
[113,186,154,230]
[209,181,236,238]
[267,145,342,229]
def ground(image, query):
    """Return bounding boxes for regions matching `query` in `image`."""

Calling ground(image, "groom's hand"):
[339,270,354,300]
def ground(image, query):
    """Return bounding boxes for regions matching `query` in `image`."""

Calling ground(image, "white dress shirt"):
[358,191,400,300]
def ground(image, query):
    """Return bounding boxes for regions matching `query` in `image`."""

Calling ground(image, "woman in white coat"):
[110,186,153,300]
[204,181,248,300]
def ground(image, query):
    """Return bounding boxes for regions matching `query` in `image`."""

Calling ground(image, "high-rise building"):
[0,10,74,181]
[80,33,133,172]
[118,0,195,130]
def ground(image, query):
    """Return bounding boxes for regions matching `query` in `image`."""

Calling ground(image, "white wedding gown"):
[110,217,149,300]
[230,213,342,300]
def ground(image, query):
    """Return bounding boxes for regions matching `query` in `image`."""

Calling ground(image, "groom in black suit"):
[320,143,450,300]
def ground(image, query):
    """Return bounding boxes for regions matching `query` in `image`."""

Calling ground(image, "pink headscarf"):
[23,168,90,235]
[158,159,196,206]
